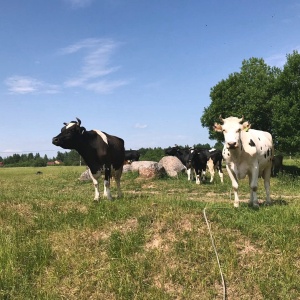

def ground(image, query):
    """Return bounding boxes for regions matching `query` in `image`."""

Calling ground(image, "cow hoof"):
[251,203,260,210]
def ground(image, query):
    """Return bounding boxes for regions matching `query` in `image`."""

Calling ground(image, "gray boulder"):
[78,168,91,181]
[159,156,186,177]
[130,161,165,178]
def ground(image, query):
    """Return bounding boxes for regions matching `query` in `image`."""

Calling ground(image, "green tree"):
[201,57,280,142]
[139,147,165,162]
[34,157,47,167]
[212,141,224,150]
[64,150,81,166]
[271,51,300,153]
[56,151,65,162]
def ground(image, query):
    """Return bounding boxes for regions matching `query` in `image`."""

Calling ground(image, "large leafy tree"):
[271,51,300,152]
[201,57,280,142]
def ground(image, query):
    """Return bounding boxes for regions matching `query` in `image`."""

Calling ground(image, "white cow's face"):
[222,119,242,149]
[214,116,250,150]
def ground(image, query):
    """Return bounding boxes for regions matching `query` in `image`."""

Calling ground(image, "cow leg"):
[187,168,194,181]
[207,159,214,182]
[218,159,224,183]
[89,169,100,201]
[248,166,259,208]
[226,165,240,207]
[195,168,201,184]
[219,170,224,183]
[104,167,112,200]
[187,168,191,180]
[201,169,206,182]
[114,167,123,198]
[263,165,272,205]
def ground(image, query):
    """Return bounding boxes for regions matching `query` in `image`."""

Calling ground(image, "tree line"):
[0,143,215,168]
[0,151,82,168]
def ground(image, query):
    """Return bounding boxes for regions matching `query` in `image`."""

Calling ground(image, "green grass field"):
[0,163,300,299]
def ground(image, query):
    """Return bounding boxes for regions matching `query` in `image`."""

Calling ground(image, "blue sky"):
[1,0,300,158]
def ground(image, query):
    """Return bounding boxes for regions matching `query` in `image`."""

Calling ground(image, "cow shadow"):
[237,198,288,210]
[272,165,300,178]
[270,198,289,206]
[282,165,300,177]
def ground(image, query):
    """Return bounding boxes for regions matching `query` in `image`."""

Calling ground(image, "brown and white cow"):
[214,116,274,208]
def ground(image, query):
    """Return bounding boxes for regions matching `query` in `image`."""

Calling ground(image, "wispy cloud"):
[265,53,287,68]
[85,80,129,93]
[61,38,129,93]
[265,46,300,68]
[134,123,148,129]
[4,38,128,95]
[5,76,60,95]
[63,0,93,9]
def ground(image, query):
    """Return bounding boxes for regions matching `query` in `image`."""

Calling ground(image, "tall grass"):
[0,164,299,299]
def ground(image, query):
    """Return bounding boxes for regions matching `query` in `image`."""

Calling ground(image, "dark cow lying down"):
[52,118,125,201]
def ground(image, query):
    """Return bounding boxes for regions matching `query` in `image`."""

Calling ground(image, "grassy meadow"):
[0,161,300,300]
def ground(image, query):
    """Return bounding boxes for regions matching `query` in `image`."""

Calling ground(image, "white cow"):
[214,116,274,208]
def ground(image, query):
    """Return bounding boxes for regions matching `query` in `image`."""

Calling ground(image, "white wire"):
[203,207,227,300]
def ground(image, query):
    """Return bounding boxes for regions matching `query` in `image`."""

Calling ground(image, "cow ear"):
[80,127,86,134]
[213,123,222,132]
[242,121,251,132]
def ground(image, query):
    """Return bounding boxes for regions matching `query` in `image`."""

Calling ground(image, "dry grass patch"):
[44,228,111,299]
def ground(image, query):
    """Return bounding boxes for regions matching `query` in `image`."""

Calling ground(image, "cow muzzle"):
[226,142,238,149]
[52,137,60,145]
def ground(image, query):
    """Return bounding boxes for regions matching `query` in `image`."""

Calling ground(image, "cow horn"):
[219,115,224,123]
[76,117,81,126]
[80,127,86,134]
[238,115,244,123]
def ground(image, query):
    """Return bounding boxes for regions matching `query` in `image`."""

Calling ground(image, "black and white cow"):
[165,146,223,184]
[214,116,273,208]
[124,150,140,163]
[200,148,224,183]
[165,146,195,180]
[52,118,125,201]
[187,148,208,184]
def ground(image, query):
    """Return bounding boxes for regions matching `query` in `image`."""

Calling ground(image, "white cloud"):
[265,54,287,68]
[4,76,60,95]
[61,38,129,93]
[4,38,128,95]
[85,79,130,94]
[63,0,93,9]
[134,123,148,129]
[265,46,300,68]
